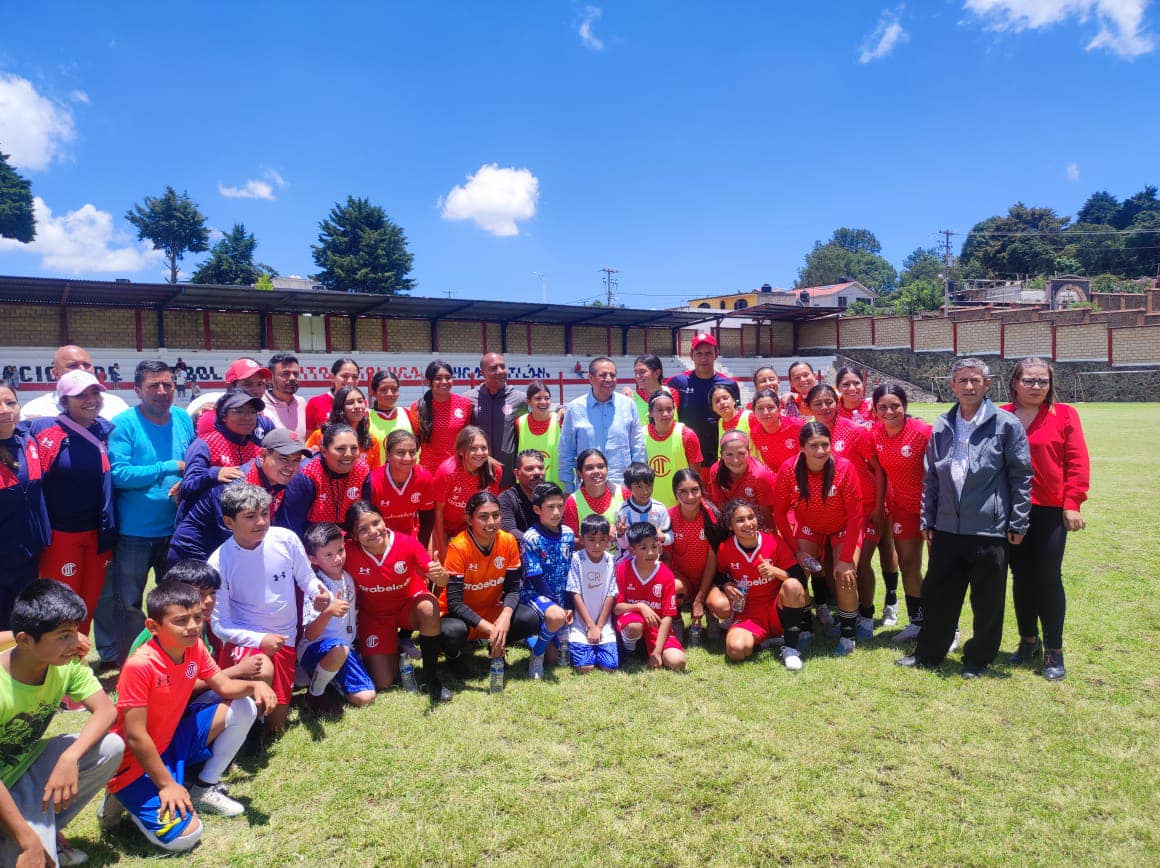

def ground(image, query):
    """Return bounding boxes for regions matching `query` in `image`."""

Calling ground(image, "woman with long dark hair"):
[705,430,775,531]
[663,469,720,628]
[621,354,679,427]
[781,361,817,417]
[749,388,803,474]
[409,359,473,473]
[362,429,435,543]
[644,390,702,509]
[515,381,562,488]
[834,365,875,426]
[562,449,627,539]
[305,357,361,435]
[432,425,503,560]
[0,384,50,627]
[1001,357,1090,681]
[305,385,383,470]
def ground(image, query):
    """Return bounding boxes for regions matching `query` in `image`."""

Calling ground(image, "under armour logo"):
[273,570,287,582]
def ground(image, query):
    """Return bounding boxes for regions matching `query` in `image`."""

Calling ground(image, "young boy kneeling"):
[614,523,686,671]
[566,515,619,673]
[102,582,278,853]
[520,483,574,679]
[299,523,376,715]
[0,581,124,867]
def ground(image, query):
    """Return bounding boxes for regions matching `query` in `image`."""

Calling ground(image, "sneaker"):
[1042,650,1066,681]
[881,601,899,627]
[816,605,835,628]
[947,630,960,655]
[428,677,453,703]
[895,654,919,667]
[398,635,421,660]
[892,623,922,643]
[961,662,986,679]
[856,617,875,640]
[528,654,545,680]
[780,646,803,671]
[97,792,125,831]
[191,782,245,818]
[798,630,814,653]
[56,837,88,867]
[1008,638,1043,665]
[835,637,856,656]
[303,690,344,716]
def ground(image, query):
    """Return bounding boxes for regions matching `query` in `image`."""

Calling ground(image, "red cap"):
[225,359,272,383]
[691,333,718,350]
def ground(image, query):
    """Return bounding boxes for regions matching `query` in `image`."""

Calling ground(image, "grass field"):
[51,403,1160,866]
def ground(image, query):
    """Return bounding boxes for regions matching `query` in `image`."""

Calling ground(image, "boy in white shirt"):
[208,484,327,736]
[566,515,619,673]
[298,523,376,716]
[614,462,674,560]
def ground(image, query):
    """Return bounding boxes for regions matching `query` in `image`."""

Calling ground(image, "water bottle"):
[488,658,505,694]
[732,579,749,613]
[688,621,702,648]
[802,555,824,575]
[557,632,571,667]
[399,657,418,693]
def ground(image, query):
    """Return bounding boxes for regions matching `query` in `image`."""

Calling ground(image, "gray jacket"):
[921,398,1032,538]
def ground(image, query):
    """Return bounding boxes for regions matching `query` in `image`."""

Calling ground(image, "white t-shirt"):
[566,551,618,645]
[209,526,322,648]
[299,568,358,654]
[20,390,129,422]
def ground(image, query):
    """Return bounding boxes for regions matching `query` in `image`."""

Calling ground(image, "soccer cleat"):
[191,782,245,818]
[97,792,125,831]
[961,662,986,679]
[429,678,454,703]
[947,630,960,655]
[895,654,919,667]
[881,602,899,627]
[815,604,835,628]
[892,623,922,643]
[1008,638,1043,665]
[798,631,814,653]
[835,637,856,656]
[780,646,803,671]
[1042,650,1066,681]
[528,654,545,680]
[856,617,875,640]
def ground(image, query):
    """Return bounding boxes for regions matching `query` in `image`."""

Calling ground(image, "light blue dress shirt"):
[558,391,646,493]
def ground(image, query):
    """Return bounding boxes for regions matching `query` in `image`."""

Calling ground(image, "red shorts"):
[221,642,296,705]
[730,598,784,644]
[888,507,922,541]
[358,586,432,656]
[615,611,684,655]
[38,529,111,633]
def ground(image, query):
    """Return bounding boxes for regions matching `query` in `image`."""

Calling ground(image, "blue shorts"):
[520,591,564,614]
[116,703,217,845]
[570,640,618,670]
[299,638,375,696]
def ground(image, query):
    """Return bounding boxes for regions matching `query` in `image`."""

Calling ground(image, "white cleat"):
[881,602,899,626]
[892,623,922,643]
[781,646,803,671]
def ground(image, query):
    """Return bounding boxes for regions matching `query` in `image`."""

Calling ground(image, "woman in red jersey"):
[280,424,373,535]
[644,391,702,509]
[1002,358,1090,681]
[705,430,775,531]
[343,501,449,701]
[408,359,473,473]
[870,385,932,644]
[834,366,875,427]
[432,425,502,560]
[808,383,894,639]
[749,389,803,475]
[304,385,384,470]
[663,469,721,623]
[772,422,864,655]
[781,361,817,417]
[712,500,810,670]
[305,357,361,437]
[362,429,435,543]
[750,366,780,407]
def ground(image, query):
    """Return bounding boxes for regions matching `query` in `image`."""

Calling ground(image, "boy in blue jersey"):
[614,462,674,560]
[520,483,573,679]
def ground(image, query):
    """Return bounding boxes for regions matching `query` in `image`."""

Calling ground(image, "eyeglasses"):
[1020,378,1050,388]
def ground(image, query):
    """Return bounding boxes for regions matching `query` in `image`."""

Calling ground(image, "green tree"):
[1068,222,1125,275]
[1124,211,1160,276]
[796,228,896,294]
[831,227,881,255]
[125,186,210,283]
[312,196,414,294]
[1076,190,1119,225]
[1114,185,1159,229]
[900,247,943,285]
[958,204,1069,279]
[255,272,274,291]
[0,151,35,243]
[191,223,276,285]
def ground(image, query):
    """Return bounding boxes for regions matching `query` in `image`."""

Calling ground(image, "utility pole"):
[600,267,620,307]
[532,272,546,304]
[940,229,955,318]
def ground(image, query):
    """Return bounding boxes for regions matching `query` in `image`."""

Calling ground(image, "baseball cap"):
[225,358,272,383]
[692,333,719,350]
[260,429,311,457]
[55,370,107,399]
[219,392,265,414]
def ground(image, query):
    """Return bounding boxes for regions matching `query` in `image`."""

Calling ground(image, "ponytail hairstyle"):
[370,370,401,412]
[455,425,497,491]
[709,383,739,420]
[752,366,779,391]
[794,421,833,504]
[526,380,551,403]
[672,468,722,548]
[805,383,839,407]
[343,499,383,537]
[871,383,909,415]
[384,428,419,457]
[751,388,780,418]
[320,422,357,453]
[719,498,758,544]
[416,359,453,445]
[1010,356,1055,409]
[713,430,751,493]
[464,490,501,519]
[833,365,865,386]
[647,388,677,428]
[633,354,665,389]
[329,385,372,452]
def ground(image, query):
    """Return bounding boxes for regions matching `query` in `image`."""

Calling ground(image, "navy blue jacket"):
[0,425,52,570]
[28,416,117,552]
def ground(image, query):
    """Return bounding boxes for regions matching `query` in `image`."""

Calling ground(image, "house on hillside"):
[688,280,875,311]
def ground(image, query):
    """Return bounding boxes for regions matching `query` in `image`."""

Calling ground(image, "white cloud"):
[578,6,605,50]
[1066,161,1081,180]
[69,89,90,105]
[0,196,164,274]
[218,168,286,201]
[439,164,540,237]
[860,9,910,62]
[964,0,1155,58]
[0,73,76,170]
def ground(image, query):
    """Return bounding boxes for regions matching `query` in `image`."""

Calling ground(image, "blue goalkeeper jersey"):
[520,523,576,605]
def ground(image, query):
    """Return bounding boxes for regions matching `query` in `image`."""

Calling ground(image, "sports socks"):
[905,594,923,624]
[528,620,559,657]
[779,606,808,650]
[198,698,257,786]
[882,570,900,605]
[419,635,441,694]
[858,605,874,619]
[838,609,858,640]
[308,661,341,696]
[812,574,829,606]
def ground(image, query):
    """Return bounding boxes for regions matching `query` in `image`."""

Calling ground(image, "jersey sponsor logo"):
[185,662,198,679]
[649,455,671,475]
[365,635,379,648]
[60,562,77,578]
[361,580,412,592]
[584,568,605,589]
[393,561,409,574]
[469,573,507,591]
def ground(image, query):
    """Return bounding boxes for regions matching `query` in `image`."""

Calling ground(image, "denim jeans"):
[94,534,170,664]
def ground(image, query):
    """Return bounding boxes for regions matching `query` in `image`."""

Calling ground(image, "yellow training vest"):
[646,423,690,509]
[515,414,562,488]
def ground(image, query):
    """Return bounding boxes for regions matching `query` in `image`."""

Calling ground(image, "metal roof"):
[736,302,846,321]
[0,275,720,329]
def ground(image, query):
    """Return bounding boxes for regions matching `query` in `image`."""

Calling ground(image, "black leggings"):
[439,603,542,655]
[1008,505,1068,649]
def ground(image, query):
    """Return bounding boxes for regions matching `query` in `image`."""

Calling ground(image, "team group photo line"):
[0,335,1088,861]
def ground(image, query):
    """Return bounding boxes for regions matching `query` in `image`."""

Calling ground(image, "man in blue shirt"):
[559,357,645,492]
[665,333,738,468]
[94,360,194,668]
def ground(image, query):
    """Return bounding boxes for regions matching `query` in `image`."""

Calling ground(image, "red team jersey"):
[836,398,875,426]
[828,417,876,517]
[871,417,932,516]
[705,457,776,510]
[409,394,474,472]
[716,532,796,613]
[666,505,715,583]
[772,456,864,561]
[433,457,503,538]
[343,533,430,618]
[749,417,804,474]
[365,465,435,536]
[615,560,678,619]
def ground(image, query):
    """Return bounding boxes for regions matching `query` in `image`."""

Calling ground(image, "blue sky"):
[1,1,1157,307]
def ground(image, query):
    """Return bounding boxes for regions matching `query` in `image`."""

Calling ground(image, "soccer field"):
[62,402,1160,866]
